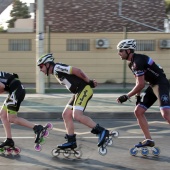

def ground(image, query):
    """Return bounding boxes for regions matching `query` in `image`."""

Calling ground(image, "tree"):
[6,0,31,28]
[165,0,170,16]
[0,25,7,32]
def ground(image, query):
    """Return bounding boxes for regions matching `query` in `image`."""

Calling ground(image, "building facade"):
[0,32,169,85]
[0,0,169,86]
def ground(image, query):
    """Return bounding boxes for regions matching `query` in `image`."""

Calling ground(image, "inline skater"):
[116,39,170,150]
[0,72,48,153]
[37,53,109,151]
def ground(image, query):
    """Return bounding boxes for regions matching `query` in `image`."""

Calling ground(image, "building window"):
[136,40,155,51]
[66,39,90,51]
[9,39,32,51]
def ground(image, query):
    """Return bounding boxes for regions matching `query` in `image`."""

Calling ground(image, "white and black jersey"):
[53,63,88,93]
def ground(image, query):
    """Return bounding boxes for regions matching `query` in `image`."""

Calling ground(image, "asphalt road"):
[0,119,170,170]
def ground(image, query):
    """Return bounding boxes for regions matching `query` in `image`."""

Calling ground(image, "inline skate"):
[51,134,82,159]
[91,124,119,156]
[98,130,119,156]
[0,138,21,155]
[129,139,160,156]
[33,122,53,152]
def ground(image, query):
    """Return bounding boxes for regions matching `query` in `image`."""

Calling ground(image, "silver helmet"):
[117,39,136,50]
[37,53,54,66]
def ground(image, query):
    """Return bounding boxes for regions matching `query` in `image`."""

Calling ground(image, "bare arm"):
[127,75,145,98]
[72,67,97,87]
[0,82,5,94]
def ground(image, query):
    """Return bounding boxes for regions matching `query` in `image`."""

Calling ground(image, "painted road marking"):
[0,136,163,139]
[0,121,168,139]
[19,106,159,108]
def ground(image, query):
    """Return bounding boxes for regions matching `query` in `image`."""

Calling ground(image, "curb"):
[25,88,132,94]
[18,111,163,120]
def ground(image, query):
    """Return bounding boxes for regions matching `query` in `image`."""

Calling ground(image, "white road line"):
[19,106,159,108]
[0,137,34,139]
[0,121,167,140]
[0,136,163,139]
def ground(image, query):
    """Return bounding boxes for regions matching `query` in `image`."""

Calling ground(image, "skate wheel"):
[129,147,138,156]
[40,138,46,145]
[107,139,113,146]
[152,147,160,156]
[13,147,21,155]
[6,148,13,155]
[0,148,5,154]
[74,149,82,159]
[51,148,60,157]
[141,147,149,156]
[111,131,119,137]
[98,147,107,156]
[34,144,42,152]
[63,150,71,158]
[43,130,49,137]
[46,123,53,130]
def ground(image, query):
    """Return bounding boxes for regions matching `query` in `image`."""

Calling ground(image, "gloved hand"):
[89,79,97,88]
[13,73,19,78]
[117,95,129,103]
[135,95,141,105]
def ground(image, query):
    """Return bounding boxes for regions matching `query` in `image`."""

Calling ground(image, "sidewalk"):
[24,83,134,93]
[0,83,162,120]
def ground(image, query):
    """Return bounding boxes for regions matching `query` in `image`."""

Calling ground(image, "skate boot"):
[57,134,77,149]
[135,139,155,148]
[0,138,14,149]
[33,123,53,152]
[52,134,82,158]
[91,124,109,147]
[130,139,160,156]
[0,138,21,155]
[33,125,44,143]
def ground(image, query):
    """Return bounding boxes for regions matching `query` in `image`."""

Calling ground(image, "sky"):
[0,0,35,29]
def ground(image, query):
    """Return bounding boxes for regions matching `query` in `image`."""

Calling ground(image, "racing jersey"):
[128,53,167,85]
[0,71,19,92]
[53,63,89,93]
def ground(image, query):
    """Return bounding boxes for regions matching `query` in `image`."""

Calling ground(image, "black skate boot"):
[91,124,109,147]
[0,138,15,154]
[57,134,77,149]
[33,125,44,143]
[0,138,14,148]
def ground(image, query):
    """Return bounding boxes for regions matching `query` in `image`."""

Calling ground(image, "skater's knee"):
[0,109,7,120]
[161,113,170,123]
[134,108,145,118]
[0,112,6,120]
[62,109,72,119]
[62,111,72,120]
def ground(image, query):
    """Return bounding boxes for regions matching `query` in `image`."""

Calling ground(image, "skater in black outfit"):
[0,71,47,152]
[116,39,170,148]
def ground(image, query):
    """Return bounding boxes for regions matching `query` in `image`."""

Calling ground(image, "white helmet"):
[37,53,54,66]
[117,39,136,50]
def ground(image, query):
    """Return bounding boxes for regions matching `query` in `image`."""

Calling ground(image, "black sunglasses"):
[119,49,124,52]
[39,64,44,69]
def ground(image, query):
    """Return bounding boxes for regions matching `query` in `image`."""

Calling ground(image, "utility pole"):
[36,0,45,93]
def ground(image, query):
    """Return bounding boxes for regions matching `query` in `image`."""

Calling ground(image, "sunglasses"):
[119,49,124,52]
[39,64,44,69]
